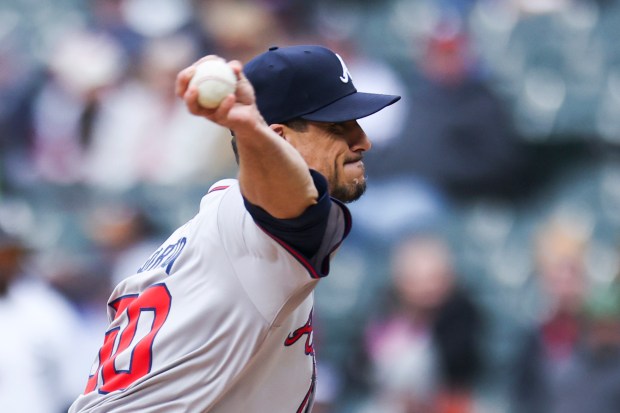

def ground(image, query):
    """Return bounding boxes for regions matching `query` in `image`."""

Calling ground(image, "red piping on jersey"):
[208,185,230,194]
[256,224,322,279]
[254,200,352,279]
[296,368,315,413]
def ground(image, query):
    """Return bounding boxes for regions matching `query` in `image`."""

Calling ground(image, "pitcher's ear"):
[270,124,286,138]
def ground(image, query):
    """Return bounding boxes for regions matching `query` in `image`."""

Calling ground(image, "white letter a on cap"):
[335,53,351,83]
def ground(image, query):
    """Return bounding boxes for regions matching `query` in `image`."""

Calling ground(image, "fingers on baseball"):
[211,95,236,121]
[184,87,235,121]
[176,55,230,98]
[211,94,237,114]
[179,55,240,120]
[228,60,243,78]
[175,65,196,98]
[184,87,211,115]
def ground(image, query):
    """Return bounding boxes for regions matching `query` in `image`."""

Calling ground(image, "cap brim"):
[300,92,401,123]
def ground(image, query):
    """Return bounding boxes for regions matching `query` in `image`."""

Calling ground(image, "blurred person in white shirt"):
[0,225,89,412]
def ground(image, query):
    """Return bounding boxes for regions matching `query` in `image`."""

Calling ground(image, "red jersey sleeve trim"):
[208,185,230,194]
[255,198,352,279]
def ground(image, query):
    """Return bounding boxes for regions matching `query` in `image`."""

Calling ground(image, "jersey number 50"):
[84,283,172,394]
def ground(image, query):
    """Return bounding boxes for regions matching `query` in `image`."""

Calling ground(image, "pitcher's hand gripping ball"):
[189,59,237,109]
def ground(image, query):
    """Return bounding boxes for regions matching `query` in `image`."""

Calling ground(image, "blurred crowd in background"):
[2,0,620,412]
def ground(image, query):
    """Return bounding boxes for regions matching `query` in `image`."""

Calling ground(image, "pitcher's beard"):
[330,178,367,203]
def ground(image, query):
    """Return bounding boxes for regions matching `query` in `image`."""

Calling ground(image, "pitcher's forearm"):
[236,122,318,219]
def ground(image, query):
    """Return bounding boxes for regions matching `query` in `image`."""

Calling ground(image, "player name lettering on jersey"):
[138,237,186,275]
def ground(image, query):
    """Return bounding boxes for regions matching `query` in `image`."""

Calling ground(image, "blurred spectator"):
[87,0,146,60]
[84,33,236,191]
[0,27,39,193]
[370,17,531,198]
[0,225,89,412]
[118,0,192,39]
[82,203,162,285]
[545,283,620,413]
[194,0,290,63]
[30,30,125,185]
[512,214,591,413]
[358,232,483,413]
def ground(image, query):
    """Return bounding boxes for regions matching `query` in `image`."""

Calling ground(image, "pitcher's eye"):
[327,122,346,135]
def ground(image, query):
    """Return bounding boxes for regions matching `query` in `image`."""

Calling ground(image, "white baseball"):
[189,59,237,109]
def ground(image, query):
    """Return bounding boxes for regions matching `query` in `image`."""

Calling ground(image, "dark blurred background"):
[2,0,620,412]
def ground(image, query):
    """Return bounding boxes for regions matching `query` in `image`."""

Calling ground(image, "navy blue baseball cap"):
[244,45,401,125]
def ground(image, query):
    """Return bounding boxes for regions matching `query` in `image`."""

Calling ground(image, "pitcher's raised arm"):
[176,56,318,219]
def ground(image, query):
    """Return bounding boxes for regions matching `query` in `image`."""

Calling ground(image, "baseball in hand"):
[189,59,237,109]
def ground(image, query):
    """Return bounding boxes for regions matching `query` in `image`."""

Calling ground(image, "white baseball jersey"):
[69,171,351,412]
